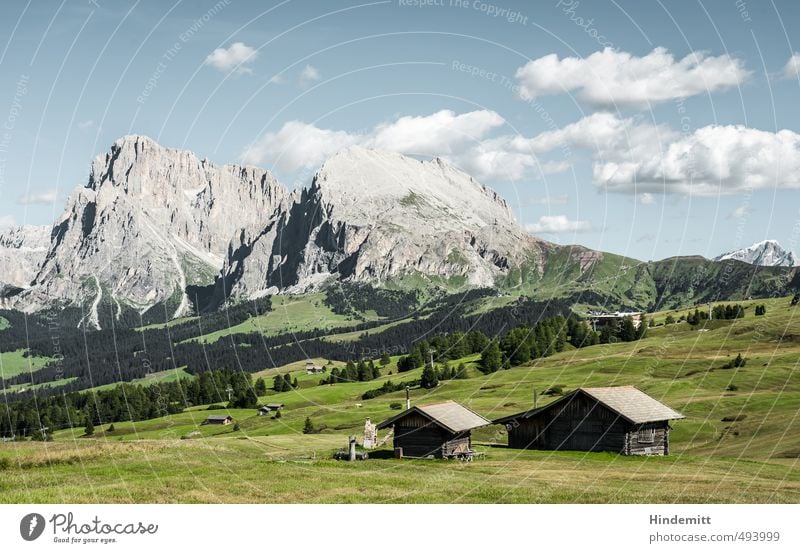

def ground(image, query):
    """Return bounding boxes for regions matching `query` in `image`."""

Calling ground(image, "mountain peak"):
[714,239,798,267]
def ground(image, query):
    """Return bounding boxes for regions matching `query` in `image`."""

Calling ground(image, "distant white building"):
[589,311,643,331]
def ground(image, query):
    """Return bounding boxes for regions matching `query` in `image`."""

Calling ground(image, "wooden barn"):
[493,386,684,456]
[376,400,490,459]
[205,415,233,425]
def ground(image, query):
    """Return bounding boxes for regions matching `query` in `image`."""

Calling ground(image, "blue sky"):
[1,0,799,262]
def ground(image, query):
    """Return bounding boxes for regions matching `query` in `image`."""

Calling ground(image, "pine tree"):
[480,341,503,373]
[255,377,267,395]
[84,418,94,436]
[302,417,315,434]
[420,364,439,389]
[379,352,391,366]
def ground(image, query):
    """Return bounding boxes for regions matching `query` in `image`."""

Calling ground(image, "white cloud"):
[639,193,656,205]
[268,74,286,85]
[242,109,506,175]
[17,189,58,205]
[0,215,16,228]
[241,121,361,170]
[299,64,321,85]
[525,215,591,234]
[204,42,258,74]
[527,113,800,196]
[515,47,749,108]
[367,110,504,156]
[78,120,94,130]
[783,53,800,79]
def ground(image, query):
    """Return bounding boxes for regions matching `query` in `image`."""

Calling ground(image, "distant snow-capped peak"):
[714,240,798,267]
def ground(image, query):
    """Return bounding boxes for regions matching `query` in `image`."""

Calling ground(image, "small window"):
[637,427,655,444]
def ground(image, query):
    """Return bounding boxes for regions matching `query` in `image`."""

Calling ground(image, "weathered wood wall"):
[506,395,671,455]
[392,413,471,458]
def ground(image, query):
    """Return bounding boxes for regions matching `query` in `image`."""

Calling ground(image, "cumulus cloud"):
[526,113,800,196]
[525,215,591,234]
[299,64,321,85]
[204,42,258,74]
[77,120,94,130]
[17,189,58,205]
[241,121,361,170]
[515,47,749,108]
[241,109,507,176]
[243,107,800,197]
[783,53,800,79]
[639,193,656,205]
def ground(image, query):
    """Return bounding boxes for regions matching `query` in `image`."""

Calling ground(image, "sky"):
[1,0,799,262]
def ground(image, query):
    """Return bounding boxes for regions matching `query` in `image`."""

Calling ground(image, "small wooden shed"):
[493,386,684,456]
[205,415,233,425]
[376,400,490,459]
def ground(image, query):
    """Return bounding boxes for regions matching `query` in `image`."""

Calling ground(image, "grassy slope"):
[88,367,194,393]
[188,294,370,344]
[2,295,800,502]
[0,349,54,380]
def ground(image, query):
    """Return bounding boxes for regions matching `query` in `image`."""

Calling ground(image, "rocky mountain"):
[714,240,798,267]
[0,225,50,295]
[21,135,291,325]
[218,147,548,300]
[2,136,797,325]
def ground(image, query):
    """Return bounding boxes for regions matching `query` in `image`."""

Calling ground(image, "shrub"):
[542,385,564,396]
[389,402,403,410]
[721,414,747,422]
[726,384,739,391]
[233,423,241,432]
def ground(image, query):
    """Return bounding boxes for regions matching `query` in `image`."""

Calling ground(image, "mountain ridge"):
[1,135,797,324]
[714,239,798,267]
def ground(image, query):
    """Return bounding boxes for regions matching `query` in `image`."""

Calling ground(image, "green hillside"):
[2,294,799,503]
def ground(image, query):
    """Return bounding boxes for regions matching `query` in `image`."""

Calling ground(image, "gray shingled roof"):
[581,386,684,424]
[493,386,684,425]
[377,400,490,433]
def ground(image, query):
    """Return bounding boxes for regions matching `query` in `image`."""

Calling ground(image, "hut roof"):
[493,386,684,425]
[206,415,232,421]
[377,400,490,433]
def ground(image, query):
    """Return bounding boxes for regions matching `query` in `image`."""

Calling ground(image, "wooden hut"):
[493,386,684,456]
[205,415,233,425]
[376,400,490,459]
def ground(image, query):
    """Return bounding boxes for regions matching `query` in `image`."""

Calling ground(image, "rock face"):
[23,135,290,321]
[0,225,50,291]
[3,138,555,320]
[714,240,798,267]
[221,147,547,297]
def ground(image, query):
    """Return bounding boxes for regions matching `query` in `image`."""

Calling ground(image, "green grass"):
[0,349,53,380]
[3,294,800,503]
[88,367,194,392]
[189,294,374,344]
[3,377,78,395]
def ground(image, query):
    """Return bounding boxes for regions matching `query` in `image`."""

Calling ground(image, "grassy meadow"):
[1,294,799,503]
